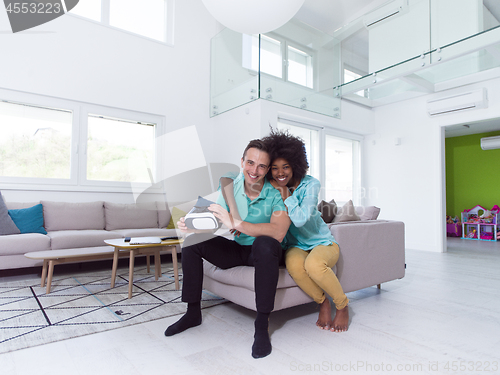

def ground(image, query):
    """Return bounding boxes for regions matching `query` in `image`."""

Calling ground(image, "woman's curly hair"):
[261,128,309,182]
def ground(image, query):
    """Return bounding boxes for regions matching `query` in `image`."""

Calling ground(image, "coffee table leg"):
[171,246,179,290]
[146,255,151,274]
[154,250,161,281]
[111,247,119,288]
[46,260,55,294]
[128,249,135,299]
[41,259,48,287]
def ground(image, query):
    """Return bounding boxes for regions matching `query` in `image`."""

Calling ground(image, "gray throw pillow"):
[317,199,337,223]
[0,192,21,235]
[333,200,361,223]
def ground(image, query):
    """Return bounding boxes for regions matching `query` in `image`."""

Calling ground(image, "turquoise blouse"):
[284,175,337,251]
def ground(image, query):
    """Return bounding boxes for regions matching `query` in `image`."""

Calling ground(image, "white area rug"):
[0,264,225,354]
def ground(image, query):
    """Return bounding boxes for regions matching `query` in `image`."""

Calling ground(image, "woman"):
[262,129,349,332]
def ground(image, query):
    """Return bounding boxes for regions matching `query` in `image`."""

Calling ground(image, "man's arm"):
[209,204,290,242]
[234,210,290,242]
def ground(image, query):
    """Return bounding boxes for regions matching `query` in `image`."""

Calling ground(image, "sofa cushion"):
[203,261,298,290]
[8,204,47,234]
[104,202,158,230]
[42,201,105,231]
[156,201,172,228]
[333,200,360,223]
[318,199,337,223]
[47,230,119,250]
[0,192,20,235]
[0,232,51,255]
[355,205,381,220]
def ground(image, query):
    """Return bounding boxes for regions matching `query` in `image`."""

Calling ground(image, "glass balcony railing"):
[210,20,341,118]
[338,0,500,107]
[210,0,500,116]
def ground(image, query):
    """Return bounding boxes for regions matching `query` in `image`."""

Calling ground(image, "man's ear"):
[240,157,245,168]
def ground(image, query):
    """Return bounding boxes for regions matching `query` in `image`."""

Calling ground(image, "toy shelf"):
[461,206,498,242]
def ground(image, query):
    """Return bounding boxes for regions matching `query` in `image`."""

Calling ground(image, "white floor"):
[2,238,500,375]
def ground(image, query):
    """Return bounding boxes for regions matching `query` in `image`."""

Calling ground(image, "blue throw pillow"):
[8,204,47,235]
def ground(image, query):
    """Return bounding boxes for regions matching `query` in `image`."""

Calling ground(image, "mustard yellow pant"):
[285,243,349,310]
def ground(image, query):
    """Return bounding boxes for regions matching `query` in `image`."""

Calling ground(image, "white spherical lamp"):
[201,0,306,35]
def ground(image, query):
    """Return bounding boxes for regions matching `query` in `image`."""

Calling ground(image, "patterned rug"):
[0,263,226,354]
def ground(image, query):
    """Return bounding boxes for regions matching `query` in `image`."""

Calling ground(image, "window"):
[87,115,155,183]
[0,93,163,192]
[277,119,361,205]
[260,35,283,78]
[287,45,313,88]
[325,135,360,203]
[70,0,171,44]
[243,34,314,89]
[0,101,72,180]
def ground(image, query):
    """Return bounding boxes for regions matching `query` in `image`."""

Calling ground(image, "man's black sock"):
[252,312,272,359]
[164,302,202,337]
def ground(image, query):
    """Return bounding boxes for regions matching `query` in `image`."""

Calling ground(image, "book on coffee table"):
[129,237,162,245]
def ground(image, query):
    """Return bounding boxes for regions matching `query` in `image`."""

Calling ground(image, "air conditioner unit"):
[481,136,500,150]
[363,0,408,28]
[427,88,488,117]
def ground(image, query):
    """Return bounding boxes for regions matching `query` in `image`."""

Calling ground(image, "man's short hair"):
[242,139,269,160]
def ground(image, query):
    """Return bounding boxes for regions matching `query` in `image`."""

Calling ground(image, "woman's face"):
[271,158,293,187]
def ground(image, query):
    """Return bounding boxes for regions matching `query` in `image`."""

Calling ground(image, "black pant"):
[180,233,283,314]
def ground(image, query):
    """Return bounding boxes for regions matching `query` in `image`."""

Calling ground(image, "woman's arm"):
[284,178,321,228]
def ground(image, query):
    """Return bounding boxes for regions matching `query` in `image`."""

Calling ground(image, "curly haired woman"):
[261,129,349,332]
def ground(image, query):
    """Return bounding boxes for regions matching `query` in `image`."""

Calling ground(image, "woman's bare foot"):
[330,305,349,332]
[316,299,332,329]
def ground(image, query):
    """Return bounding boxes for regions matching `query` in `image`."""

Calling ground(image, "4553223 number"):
[5,2,63,14]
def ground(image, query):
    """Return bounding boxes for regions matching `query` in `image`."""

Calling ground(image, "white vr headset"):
[184,196,220,230]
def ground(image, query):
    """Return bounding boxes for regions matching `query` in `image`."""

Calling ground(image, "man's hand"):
[208,203,241,230]
[177,216,216,234]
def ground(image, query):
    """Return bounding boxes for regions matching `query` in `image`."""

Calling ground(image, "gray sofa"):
[203,219,405,311]
[0,200,179,271]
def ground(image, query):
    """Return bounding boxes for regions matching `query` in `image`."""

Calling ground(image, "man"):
[165,139,290,359]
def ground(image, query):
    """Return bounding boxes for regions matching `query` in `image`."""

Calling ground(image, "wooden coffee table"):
[104,237,182,299]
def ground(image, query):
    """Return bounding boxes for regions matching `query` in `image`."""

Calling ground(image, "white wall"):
[0,0,218,203]
[365,76,500,252]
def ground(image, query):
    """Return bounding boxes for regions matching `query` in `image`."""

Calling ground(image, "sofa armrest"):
[328,220,405,293]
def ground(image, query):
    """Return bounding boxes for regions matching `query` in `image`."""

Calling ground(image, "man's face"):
[241,147,270,187]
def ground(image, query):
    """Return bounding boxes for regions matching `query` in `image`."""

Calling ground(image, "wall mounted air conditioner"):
[480,136,500,150]
[427,88,488,117]
[363,0,408,28]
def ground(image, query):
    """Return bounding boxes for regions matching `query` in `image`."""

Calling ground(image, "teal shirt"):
[217,172,287,246]
[284,175,337,250]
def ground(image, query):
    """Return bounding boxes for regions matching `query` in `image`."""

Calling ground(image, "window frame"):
[0,89,165,194]
[67,0,174,46]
